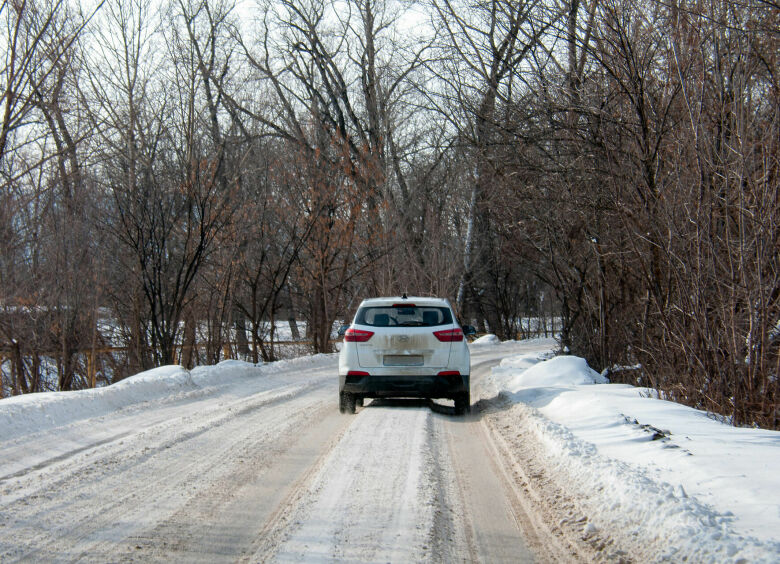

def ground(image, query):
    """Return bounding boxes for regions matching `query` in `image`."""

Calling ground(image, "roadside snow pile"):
[495,355,606,390]
[490,353,780,562]
[114,365,197,391]
[0,354,339,443]
[0,360,266,442]
[471,334,501,345]
[259,353,334,373]
[189,359,261,387]
[0,366,196,441]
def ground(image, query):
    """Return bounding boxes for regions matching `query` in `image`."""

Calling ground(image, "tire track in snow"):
[121,401,352,563]
[262,402,443,563]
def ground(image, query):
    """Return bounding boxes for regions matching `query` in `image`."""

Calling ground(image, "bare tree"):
[0,0,103,392]
[430,0,560,336]
[85,0,238,367]
[227,0,424,351]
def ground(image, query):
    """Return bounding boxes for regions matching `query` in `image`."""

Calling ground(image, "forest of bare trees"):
[1,0,777,428]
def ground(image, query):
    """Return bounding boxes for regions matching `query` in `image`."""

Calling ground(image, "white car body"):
[338,296,470,414]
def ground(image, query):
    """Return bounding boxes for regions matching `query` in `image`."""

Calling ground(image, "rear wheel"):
[340,392,356,414]
[454,392,470,415]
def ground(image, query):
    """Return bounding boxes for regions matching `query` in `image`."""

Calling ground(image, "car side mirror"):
[461,325,476,336]
[337,324,350,337]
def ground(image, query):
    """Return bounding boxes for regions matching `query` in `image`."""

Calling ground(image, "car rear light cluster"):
[433,328,464,342]
[344,328,375,342]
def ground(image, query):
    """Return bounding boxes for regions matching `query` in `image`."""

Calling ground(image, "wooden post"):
[86,351,96,388]
[0,353,6,397]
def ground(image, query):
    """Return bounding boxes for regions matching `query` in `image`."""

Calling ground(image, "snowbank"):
[487,353,780,562]
[493,354,606,390]
[0,365,199,442]
[0,355,335,443]
[470,334,501,345]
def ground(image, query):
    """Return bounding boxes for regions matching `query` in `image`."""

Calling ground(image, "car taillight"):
[437,370,460,376]
[433,328,464,342]
[347,370,370,376]
[344,328,374,342]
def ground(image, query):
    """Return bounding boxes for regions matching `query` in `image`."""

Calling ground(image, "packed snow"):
[270,406,439,562]
[483,349,780,562]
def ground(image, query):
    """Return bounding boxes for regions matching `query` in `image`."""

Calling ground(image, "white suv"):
[338,296,471,414]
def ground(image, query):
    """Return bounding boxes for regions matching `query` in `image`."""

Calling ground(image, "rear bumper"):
[340,373,469,399]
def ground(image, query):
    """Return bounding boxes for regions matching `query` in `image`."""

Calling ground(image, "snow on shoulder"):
[470,333,501,345]
[0,360,263,442]
[488,351,780,562]
[0,354,337,444]
[501,354,607,389]
[108,365,195,392]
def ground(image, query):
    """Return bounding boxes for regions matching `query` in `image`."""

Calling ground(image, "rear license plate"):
[383,355,423,366]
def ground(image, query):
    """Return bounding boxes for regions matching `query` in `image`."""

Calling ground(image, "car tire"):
[355,396,364,408]
[339,392,347,413]
[454,392,470,415]
[340,392,356,414]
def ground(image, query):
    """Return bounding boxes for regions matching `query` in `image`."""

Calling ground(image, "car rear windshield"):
[354,306,454,327]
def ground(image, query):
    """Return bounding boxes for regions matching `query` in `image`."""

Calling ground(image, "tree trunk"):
[235,314,250,358]
[284,285,301,341]
[182,311,197,369]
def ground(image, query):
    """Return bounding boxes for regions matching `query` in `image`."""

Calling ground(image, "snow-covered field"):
[1,338,778,562]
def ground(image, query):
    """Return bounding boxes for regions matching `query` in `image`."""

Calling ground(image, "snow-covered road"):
[0,342,579,563]
[2,340,779,562]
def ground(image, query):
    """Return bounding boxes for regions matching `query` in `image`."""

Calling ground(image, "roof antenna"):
[402,292,408,299]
